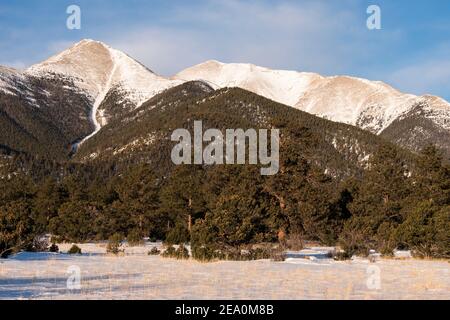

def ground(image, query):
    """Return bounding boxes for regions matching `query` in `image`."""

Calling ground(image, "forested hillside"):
[76,82,411,180]
[0,75,92,160]
[0,82,448,260]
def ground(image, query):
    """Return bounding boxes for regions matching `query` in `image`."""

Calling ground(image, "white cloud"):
[386,43,450,99]
[11,0,448,100]
[388,59,450,98]
[108,28,215,77]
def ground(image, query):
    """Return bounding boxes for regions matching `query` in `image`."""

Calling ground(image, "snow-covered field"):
[0,243,448,300]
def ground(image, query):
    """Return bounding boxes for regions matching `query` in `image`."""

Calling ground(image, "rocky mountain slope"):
[28,39,182,134]
[0,65,92,159]
[0,39,449,162]
[176,60,450,158]
[0,40,184,158]
[74,81,411,179]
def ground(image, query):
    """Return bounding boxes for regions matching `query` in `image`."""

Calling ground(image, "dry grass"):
[0,243,448,300]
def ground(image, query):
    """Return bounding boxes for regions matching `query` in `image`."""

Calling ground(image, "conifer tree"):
[341,145,412,254]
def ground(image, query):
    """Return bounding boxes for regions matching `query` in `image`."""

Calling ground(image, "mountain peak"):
[77,38,107,45]
[203,59,224,65]
[175,60,323,106]
[41,39,113,66]
[176,60,450,135]
[26,39,182,143]
[27,39,180,104]
[27,39,117,99]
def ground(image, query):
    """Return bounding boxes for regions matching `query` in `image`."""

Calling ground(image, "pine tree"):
[341,145,412,255]
[114,164,160,237]
[32,177,65,234]
[395,145,450,258]
[413,145,450,206]
[159,165,206,241]
[0,201,34,257]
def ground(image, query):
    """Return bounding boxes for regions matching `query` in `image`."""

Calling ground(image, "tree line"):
[0,144,448,259]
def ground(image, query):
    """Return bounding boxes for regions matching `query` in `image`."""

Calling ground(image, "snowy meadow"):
[0,243,448,300]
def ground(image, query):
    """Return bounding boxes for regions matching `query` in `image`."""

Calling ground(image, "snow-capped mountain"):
[0,66,25,96]
[27,39,182,138]
[28,39,181,106]
[0,66,40,107]
[0,63,94,158]
[1,39,450,159]
[175,60,450,135]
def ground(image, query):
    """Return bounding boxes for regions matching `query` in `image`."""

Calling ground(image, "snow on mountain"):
[6,40,449,152]
[175,60,322,106]
[0,66,44,109]
[175,60,450,135]
[27,40,182,141]
[419,95,450,131]
[107,47,183,107]
[0,66,30,96]
[0,66,19,95]
[28,39,182,106]
[294,75,419,133]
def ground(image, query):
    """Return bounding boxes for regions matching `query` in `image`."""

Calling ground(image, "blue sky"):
[1,0,449,100]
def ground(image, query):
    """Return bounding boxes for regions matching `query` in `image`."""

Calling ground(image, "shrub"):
[191,245,217,262]
[396,202,450,259]
[107,233,124,255]
[271,250,286,262]
[127,229,144,246]
[339,219,375,257]
[148,247,161,255]
[249,247,273,260]
[28,236,49,252]
[191,244,283,262]
[196,246,275,261]
[226,247,278,261]
[25,235,49,252]
[332,251,352,261]
[220,247,241,261]
[161,244,189,259]
[49,243,59,253]
[0,198,35,258]
[68,244,82,255]
[175,244,190,260]
[286,233,304,251]
[165,223,190,245]
[162,245,176,258]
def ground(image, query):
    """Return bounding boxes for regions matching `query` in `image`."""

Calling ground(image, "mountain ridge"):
[175,60,450,134]
[26,39,183,137]
[73,81,416,182]
[1,39,449,159]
